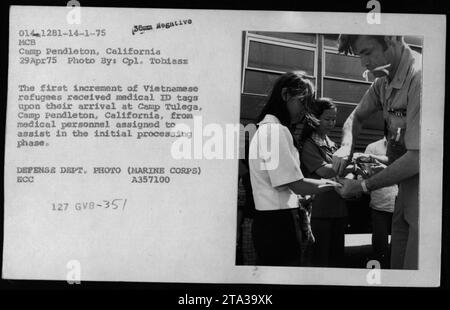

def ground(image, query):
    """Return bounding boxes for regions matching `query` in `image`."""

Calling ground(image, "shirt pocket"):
[386,113,407,163]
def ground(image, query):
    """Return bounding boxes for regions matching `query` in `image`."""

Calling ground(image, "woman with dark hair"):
[249,72,340,267]
[300,97,350,267]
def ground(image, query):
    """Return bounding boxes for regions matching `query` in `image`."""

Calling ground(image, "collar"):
[258,114,281,125]
[311,132,335,148]
[389,46,415,90]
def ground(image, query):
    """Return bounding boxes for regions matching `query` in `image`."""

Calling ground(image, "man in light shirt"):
[333,35,421,269]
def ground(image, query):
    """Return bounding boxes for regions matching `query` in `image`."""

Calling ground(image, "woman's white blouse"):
[249,115,304,211]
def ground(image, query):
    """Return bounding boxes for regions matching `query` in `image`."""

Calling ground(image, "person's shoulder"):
[365,141,376,149]
[410,49,422,81]
[267,122,291,137]
[411,49,422,70]
[406,51,422,99]
[373,76,386,86]
[375,139,386,150]
[257,122,292,145]
[368,76,387,96]
[368,76,382,89]
[365,142,376,153]
[301,137,315,149]
[366,138,384,151]
[257,120,285,133]
[300,138,319,156]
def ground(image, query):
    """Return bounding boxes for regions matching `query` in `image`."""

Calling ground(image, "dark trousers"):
[310,217,346,267]
[252,209,302,267]
[390,176,419,269]
[371,208,393,269]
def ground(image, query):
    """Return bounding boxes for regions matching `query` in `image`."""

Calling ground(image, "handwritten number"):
[51,199,126,212]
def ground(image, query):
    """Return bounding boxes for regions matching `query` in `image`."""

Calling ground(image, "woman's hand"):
[332,146,351,176]
[288,178,341,195]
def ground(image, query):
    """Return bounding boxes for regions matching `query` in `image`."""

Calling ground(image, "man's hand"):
[369,161,387,174]
[332,146,351,176]
[353,152,373,163]
[335,178,364,199]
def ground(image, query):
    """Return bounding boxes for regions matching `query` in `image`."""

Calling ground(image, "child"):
[300,98,348,267]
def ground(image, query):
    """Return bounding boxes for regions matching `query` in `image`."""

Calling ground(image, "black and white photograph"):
[236,31,423,270]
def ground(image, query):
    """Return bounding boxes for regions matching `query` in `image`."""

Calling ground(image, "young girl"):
[300,98,348,267]
[249,73,340,267]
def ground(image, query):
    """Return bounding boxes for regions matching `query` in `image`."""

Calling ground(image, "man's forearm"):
[341,111,363,154]
[367,150,419,190]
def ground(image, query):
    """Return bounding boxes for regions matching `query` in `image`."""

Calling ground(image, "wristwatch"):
[361,179,371,193]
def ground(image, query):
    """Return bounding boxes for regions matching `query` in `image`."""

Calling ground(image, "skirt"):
[252,208,302,266]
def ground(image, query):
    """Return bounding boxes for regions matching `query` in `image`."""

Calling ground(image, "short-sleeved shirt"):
[361,46,422,163]
[301,134,347,218]
[364,138,398,213]
[249,114,304,211]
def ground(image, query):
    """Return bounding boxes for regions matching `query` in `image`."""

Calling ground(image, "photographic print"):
[236,31,423,271]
